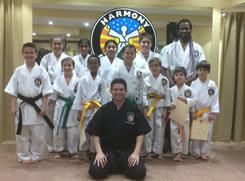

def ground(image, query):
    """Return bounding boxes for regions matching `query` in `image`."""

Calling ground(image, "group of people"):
[4,18,219,180]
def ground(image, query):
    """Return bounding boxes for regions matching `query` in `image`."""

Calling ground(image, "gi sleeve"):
[86,107,105,137]
[134,107,151,136]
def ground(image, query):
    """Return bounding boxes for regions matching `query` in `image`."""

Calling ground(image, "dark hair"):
[139,32,153,42]
[177,19,192,30]
[61,57,75,67]
[105,39,118,49]
[111,78,127,90]
[78,38,90,47]
[22,42,37,53]
[148,57,161,66]
[173,66,187,77]
[50,34,67,51]
[122,44,136,53]
[196,60,210,72]
[88,55,100,64]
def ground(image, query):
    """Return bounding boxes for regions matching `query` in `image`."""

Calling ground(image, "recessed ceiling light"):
[66,33,71,37]
[48,21,53,25]
[84,22,89,27]
[221,12,226,17]
[32,32,36,36]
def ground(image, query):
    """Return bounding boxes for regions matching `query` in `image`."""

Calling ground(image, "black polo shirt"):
[86,99,151,150]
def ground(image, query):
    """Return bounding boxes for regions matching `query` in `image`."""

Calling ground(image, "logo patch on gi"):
[208,87,215,96]
[97,83,102,93]
[91,8,157,58]
[184,89,192,98]
[194,50,199,57]
[34,77,42,87]
[136,71,142,79]
[125,112,135,125]
[73,82,78,93]
[161,78,168,86]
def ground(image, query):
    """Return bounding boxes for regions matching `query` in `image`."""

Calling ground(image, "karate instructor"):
[86,78,151,180]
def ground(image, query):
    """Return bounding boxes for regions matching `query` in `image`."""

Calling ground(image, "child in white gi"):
[191,60,219,160]
[40,35,69,152]
[4,42,53,164]
[142,58,170,160]
[51,57,80,159]
[170,66,196,162]
[73,55,108,161]
[73,38,90,77]
[112,45,144,105]
[134,32,161,76]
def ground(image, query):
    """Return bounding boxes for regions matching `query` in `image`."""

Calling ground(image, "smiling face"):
[62,59,74,75]
[140,37,152,56]
[52,38,64,56]
[178,22,192,42]
[87,57,100,74]
[149,61,161,78]
[79,43,90,57]
[122,47,136,64]
[22,47,37,65]
[105,42,117,59]
[110,83,127,102]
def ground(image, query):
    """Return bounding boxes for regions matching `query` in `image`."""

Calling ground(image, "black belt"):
[17,93,54,135]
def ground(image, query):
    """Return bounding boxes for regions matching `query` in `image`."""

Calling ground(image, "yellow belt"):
[146,93,165,117]
[196,107,211,117]
[79,100,101,129]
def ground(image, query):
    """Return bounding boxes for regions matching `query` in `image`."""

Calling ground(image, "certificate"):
[190,117,209,140]
[169,98,189,126]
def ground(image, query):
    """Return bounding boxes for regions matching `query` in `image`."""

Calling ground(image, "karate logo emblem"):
[125,112,135,125]
[34,77,42,87]
[136,71,142,79]
[184,89,192,98]
[91,8,157,57]
[194,50,199,57]
[161,78,168,86]
[208,87,215,96]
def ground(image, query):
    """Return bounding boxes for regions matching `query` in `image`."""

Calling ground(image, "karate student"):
[72,55,108,161]
[112,44,144,105]
[4,42,53,164]
[134,32,161,76]
[73,38,90,77]
[170,66,196,162]
[142,58,170,160]
[51,57,80,159]
[191,60,219,160]
[100,39,124,85]
[162,19,205,86]
[40,34,69,152]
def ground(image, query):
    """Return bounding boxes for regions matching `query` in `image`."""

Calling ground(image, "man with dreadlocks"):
[162,19,205,87]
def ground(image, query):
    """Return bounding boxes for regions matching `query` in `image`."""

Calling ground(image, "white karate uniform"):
[72,73,108,151]
[190,78,219,156]
[99,55,124,77]
[170,84,196,155]
[40,51,69,152]
[134,51,161,77]
[112,63,144,105]
[4,63,53,161]
[73,53,90,78]
[142,74,171,154]
[51,73,80,154]
[162,40,205,77]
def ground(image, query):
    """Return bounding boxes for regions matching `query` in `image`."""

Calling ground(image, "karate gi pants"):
[16,124,45,161]
[44,100,54,152]
[89,146,146,180]
[170,120,190,154]
[143,107,165,154]
[53,125,79,154]
[80,116,95,152]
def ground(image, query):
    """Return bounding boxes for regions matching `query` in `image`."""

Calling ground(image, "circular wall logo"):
[91,7,157,57]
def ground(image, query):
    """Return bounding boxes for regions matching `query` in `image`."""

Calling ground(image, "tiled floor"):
[0,141,245,181]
